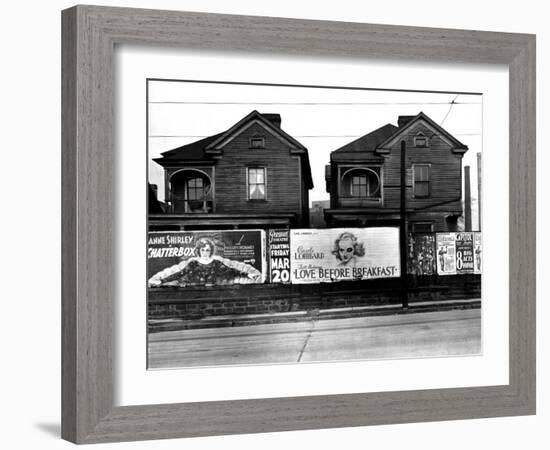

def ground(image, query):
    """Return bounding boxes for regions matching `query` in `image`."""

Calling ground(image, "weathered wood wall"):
[215,122,305,222]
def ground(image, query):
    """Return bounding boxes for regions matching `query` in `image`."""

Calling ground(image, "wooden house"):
[324,112,468,232]
[151,111,313,230]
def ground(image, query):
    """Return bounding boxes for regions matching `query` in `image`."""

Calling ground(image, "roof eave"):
[451,146,469,155]
[374,147,391,155]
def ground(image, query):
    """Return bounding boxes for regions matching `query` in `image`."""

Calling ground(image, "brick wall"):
[149,274,481,320]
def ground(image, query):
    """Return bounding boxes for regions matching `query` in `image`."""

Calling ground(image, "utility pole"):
[400,140,408,308]
[477,152,482,231]
[464,166,472,231]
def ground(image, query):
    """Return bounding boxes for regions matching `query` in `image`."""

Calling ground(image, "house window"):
[186,177,204,200]
[414,133,429,148]
[412,222,433,233]
[342,168,381,198]
[248,167,266,200]
[413,164,430,197]
[351,175,368,197]
[249,137,265,149]
[170,169,213,213]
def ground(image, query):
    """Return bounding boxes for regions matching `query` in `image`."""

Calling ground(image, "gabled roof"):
[331,124,398,160]
[204,110,306,153]
[375,112,468,154]
[155,132,224,161]
[154,110,313,189]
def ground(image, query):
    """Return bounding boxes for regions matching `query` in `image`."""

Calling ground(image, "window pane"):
[413,222,432,232]
[249,168,263,184]
[414,165,426,181]
[249,184,265,199]
[248,168,266,200]
[250,137,265,148]
[352,175,365,186]
[349,171,381,197]
[416,181,429,197]
[190,187,202,200]
[256,169,265,183]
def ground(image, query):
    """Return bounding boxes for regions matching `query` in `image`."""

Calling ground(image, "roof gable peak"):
[375,112,468,155]
[204,110,304,152]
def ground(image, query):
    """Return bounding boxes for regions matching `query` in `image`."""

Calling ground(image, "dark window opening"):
[412,222,433,233]
[413,164,430,198]
[250,137,265,149]
[414,133,429,148]
[170,170,213,213]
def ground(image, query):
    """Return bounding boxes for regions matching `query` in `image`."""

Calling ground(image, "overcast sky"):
[148,80,482,222]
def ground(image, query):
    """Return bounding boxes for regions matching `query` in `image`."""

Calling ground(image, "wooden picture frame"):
[62,5,535,444]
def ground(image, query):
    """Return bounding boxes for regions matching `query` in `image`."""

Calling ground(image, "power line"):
[440,95,459,126]
[149,133,481,139]
[149,100,480,106]
[148,77,483,95]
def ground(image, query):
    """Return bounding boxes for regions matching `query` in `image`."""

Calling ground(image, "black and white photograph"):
[1,0,545,447]
[146,79,483,369]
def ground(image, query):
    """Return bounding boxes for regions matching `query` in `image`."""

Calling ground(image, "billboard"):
[290,227,400,284]
[436,232,482,275]
[436,233,457,275]
[474,232,483,274]
[268,229,291,283]
[455,232,475,274]
[407,233,436,275]
[147,230,266,287]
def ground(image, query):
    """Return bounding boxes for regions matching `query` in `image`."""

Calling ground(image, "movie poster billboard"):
[268,229,291,283]
[473,232,483,274]
[290,227,400,284]
[407,233,436,275]
[147,230,266,287]
[436,233,457,275]
[455,232,475,274]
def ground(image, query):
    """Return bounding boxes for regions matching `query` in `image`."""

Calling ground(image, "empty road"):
[148,308,481,369]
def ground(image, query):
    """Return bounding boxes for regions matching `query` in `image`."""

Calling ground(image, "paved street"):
[148,308,481,369]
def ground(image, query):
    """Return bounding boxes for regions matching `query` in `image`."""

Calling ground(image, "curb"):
[149,298,481,333]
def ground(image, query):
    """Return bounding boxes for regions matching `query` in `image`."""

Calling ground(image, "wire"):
[440,95,459,126]
[149,100,479,106]
[149,133,480,139]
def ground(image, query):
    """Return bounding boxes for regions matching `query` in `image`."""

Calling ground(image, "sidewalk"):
[149,297,481,332]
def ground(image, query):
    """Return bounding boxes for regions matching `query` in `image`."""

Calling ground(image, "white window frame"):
[246,167,267,200]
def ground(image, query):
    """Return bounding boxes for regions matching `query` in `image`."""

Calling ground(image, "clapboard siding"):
[215,122,303,220]
[382,122,462,210]
[327,117,466,231]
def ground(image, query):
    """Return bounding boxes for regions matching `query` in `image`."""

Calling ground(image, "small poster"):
[268,229,291,283]
[473,232,483,274]
[455,232,475,274]
[436,233,457,275]
[407,233,436,275]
